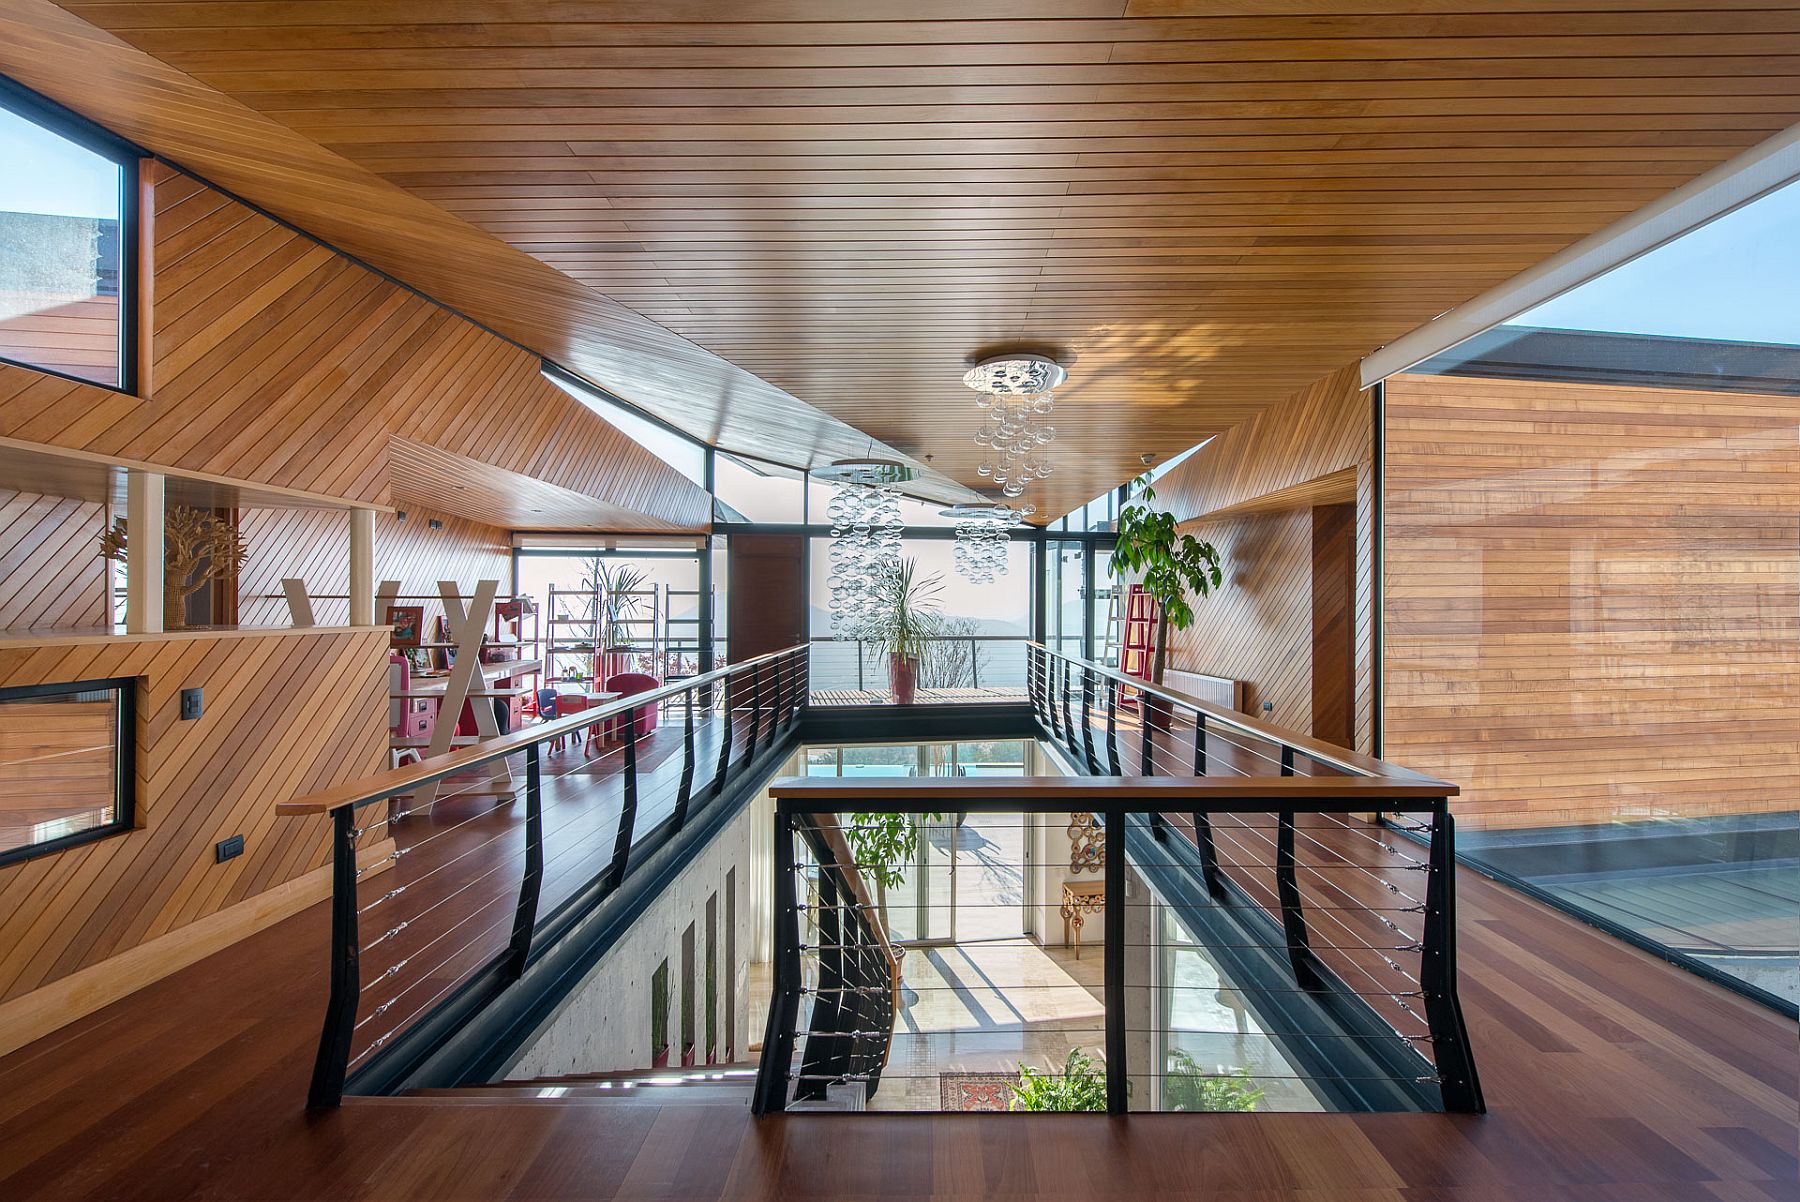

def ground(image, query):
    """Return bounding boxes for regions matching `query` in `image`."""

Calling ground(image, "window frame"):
[0,76,143,396]
[0,675,138,868]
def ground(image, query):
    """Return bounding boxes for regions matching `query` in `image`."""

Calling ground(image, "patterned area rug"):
[938,1072,1016,1112]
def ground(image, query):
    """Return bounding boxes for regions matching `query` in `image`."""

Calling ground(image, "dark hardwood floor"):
[0,707,1793,1199]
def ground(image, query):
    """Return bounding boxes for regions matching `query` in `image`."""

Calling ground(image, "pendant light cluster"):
[814,457,913,636]
[963,353,1062,500]
[942,504,1016,584]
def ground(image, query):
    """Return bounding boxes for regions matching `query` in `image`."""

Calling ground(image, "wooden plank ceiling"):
[27,2,1800,519]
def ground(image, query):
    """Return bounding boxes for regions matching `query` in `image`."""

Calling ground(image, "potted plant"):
[1108,474,1223,722]
[1010,1047,1107,1111]
[842,806,943,950]
[1160,1051,1264,1111]
[580,558,649,681]
[874,557,941,704]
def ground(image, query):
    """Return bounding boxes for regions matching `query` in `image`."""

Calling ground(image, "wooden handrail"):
[277,643,808,815]
[1029,641,1443,785]
[769,775,1455,806]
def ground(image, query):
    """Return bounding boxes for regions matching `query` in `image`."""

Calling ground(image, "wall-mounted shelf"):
[0,624,389,650]
[0,434,390,513]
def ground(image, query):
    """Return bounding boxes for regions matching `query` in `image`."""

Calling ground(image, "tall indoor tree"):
[1108,474,1223,684]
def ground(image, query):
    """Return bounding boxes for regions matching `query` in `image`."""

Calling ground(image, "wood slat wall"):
[0,492,110,629]
[0,297,122,388]
[0,629,389,1006]
[0,162,711,532]
[238,508,512,627]
[1151,364,1375,753]
[1165,507,1317,734]
[1384,371,1800,828]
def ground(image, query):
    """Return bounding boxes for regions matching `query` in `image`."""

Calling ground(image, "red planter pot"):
[888,653,920,704]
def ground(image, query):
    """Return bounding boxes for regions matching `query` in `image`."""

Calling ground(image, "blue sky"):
[0,106,119,219]
[1516,178,1800,346]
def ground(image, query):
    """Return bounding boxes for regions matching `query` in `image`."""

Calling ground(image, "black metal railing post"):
[306,805,361,1110]
[713,671,735,800]
[505,743,544,980]
[1051,651,1065,744]
[969,637,980,689]
[1103,805,1127,1114]
[673,686,696,829]
[784,649,798,723]
[778,650,790,724]
[1275,810,1325,991]
[1105,676,1120,774]
[1422,806,1486,1113]
[605,712,639,891]
[1081,667,1100,774]
[745,662,762,764]
[753,809,802,1115]
[1190,715,1226,900]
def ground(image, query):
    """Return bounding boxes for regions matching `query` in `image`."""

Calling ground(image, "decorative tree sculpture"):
[99,506,249,629]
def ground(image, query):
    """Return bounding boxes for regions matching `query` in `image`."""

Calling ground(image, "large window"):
[1392,183,1800,1012]
[0,677,135,866]
[0,90,136,390]
[515,548,704,683]
[807,534,1033,696]
[714,452,803,524]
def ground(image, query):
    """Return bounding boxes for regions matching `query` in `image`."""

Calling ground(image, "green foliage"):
[1108,476,1223,632]
[1160,1051,1264,1112]
[1010,1047,1108,1112]
[874,557,944,662]
[579,557,651,649]
[844,811,943,890]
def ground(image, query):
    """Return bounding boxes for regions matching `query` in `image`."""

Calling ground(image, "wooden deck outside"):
[810,687,1028,706]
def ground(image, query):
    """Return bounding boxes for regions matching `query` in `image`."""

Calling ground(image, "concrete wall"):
[502,764,784,1079]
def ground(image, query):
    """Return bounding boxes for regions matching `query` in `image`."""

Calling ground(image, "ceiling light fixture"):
[809,457,916,487]
[962,355,1059,501]
[941,503,1020,583]
[961,354,1067,396]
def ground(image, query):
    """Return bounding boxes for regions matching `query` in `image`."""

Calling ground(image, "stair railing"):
[753,772,1482,1116]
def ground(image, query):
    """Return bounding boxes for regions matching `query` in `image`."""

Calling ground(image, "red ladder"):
[1117,584,1159,710]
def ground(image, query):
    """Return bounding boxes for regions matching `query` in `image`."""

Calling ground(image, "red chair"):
[557,692,592,759]
[602,673,662,741]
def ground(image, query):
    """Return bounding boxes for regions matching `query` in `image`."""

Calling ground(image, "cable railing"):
[276,643,810,1109]
[753,811,899,1113]
[754,772,1482,1115]
[808,634,1031,698]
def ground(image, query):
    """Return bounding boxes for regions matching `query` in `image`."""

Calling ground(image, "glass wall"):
[714,453,803,524]
[516,549,703,683]
[0,96,133,389]
[1043,538,1087,660]
[807,535,1033,698]
[1391,182,1800,1012]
